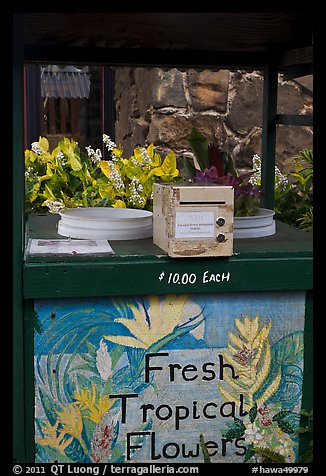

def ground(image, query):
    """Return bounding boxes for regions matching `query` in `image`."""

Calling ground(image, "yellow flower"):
[36,419,73,455]
[56,403,87,453]
[104,295,189,349]
[74,382,116,424]
[219,314,280,411]
[88,394,115,424]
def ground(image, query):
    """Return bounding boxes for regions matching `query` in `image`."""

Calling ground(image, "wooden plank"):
[25,214,313,260]
[23,254,312,299]
[23,214,312,298]
[282,63,313,80]
[24,45,267,70]
[23,13,312,53]
[59,97,67,134]
[276,113,313,127]
[280,46,313,66]
[70,99,79,135]
[25,214,313,265]
[48,97,56,134]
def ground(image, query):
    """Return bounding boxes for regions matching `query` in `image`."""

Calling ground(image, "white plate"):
[234,221,276,239]
[58,207,153,240]
[234,208,275,228]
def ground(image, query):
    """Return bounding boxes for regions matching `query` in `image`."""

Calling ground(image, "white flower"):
[25,166,36,178]
[86,146,102,164]
[249,153,288,191]
[96,338,112,381]
[130,148,152,170]
[275,433,295,462]
[43,200,65,214]
[105,162,125,191]
[275,166,288,190]
[56,151,66,165]
[31,142,43,155]
[129,177,146,208]
[103,134,117,152]
[244,422,266,445]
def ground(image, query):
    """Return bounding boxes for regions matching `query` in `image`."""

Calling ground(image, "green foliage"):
[222,417,246,439]
[297,208,313,232]
[25,135,180,214]
[297,409,313,463]
[274,149,313,232]
[249,403,258,423]
[252,446,286,463]
[199,434,211,463]
[187,128,210,170]
[185,127,262,217]
[272,411,295,434]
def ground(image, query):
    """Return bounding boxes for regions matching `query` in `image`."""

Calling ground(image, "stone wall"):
[114,67,313,171]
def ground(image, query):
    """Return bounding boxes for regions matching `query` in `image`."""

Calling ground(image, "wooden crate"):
[153,183,234,258]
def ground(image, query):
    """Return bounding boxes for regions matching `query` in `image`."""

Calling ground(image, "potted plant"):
[25,134,180,214]
[181,128,287,238]
[25,135,181,239]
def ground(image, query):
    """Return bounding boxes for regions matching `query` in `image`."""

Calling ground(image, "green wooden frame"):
[13,13,26,462]
[13,12,313,462]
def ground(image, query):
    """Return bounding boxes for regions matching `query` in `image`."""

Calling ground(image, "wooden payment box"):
[153,183,234,257]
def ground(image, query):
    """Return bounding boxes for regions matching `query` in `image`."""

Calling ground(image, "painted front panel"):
[34,291,305,463]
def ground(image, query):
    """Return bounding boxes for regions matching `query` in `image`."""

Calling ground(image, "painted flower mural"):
[34,292,305,463]
[218,314,303,463]
[35,294,205,463]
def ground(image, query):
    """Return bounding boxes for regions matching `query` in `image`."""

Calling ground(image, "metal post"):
[102,67,116,141]
[261,61,278,209]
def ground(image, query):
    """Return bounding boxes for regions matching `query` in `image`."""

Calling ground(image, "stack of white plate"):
[58,207,153,240]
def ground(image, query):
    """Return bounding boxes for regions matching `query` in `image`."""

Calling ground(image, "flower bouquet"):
[25,134,180,214]
[182,128,263,217]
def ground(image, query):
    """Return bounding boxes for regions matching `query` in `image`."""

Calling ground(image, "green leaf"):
[85,341,97,356]
[64,437,89,463]
[224,152,238,177]
[135,312,206,378]
[301,409,313,418]
[96,196,111,207]
[187,127,209,170]
[39,137,50,152]
[182,156,196,178]
[296,426,310,434]
[103,377,113,395]
[299,446,313,463]
[244,446,256,462]
[252,446,286,463]
[42,183,57,201]
[34,310,43,334]
[110,344,125,370]
[199,434,211,463]
[272,410,295,434]
[68,154,82,172]
[249,403,257,423]
[222,417,246,439]
[29,182,41,202]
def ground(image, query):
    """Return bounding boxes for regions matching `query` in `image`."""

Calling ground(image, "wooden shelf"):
[23,214,312,298]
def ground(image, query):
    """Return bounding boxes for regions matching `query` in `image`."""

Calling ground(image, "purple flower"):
[186,128,263,216]
[194,166,219,183]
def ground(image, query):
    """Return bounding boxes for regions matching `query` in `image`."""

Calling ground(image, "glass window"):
[24,64,115,152]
